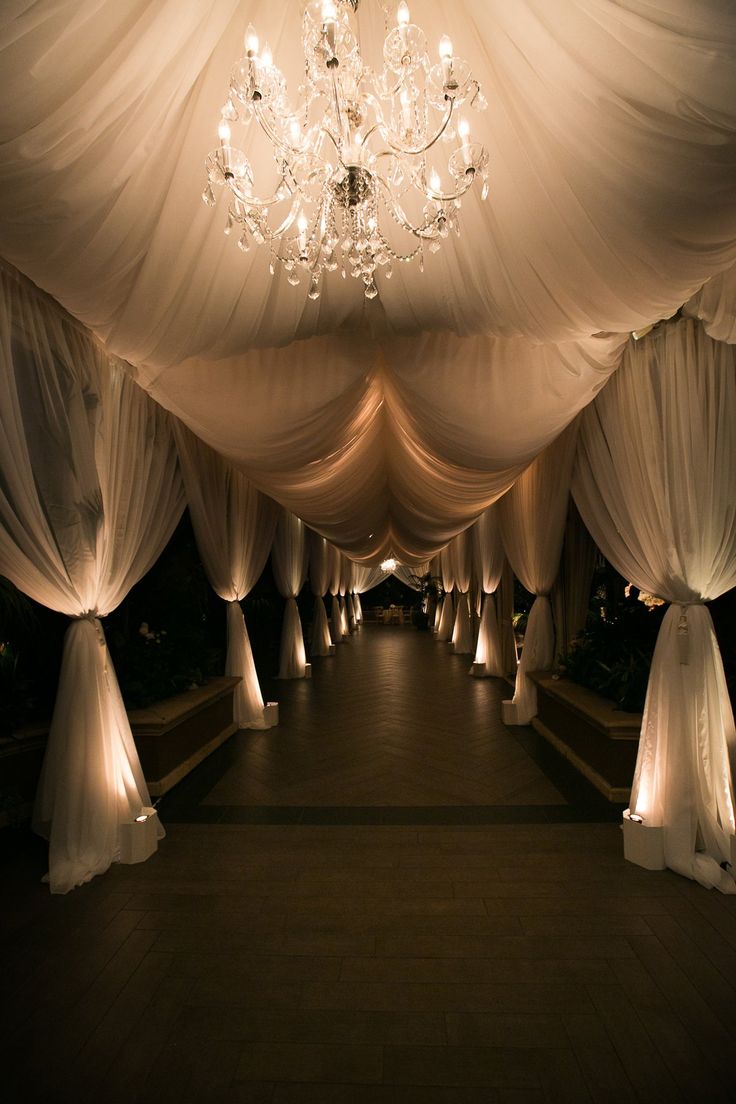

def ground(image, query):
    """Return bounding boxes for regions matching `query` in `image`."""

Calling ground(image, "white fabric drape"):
[499,423,579,723]
[437,545,456,642]
[573,319,736,892]
[308,529,334,656]
[0,268,184,893]
[328,543,347,643]
[174,423,278,728]
[496,559,518,680]
[449,531,474,654]
[471,505,506,677]
[272,509,308,678]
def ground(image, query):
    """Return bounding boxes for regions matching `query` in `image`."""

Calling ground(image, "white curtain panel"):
[449,531,474,654]
[573,319,736,892]
[499,422,579,723]
[328,543,346,643]
[436,545,456,642]
[471,505,506,677]
[174,423,278,727]
[497,559,519,679]
[272,509,309,678]
[0,268,184,893]
[308,529,333,656]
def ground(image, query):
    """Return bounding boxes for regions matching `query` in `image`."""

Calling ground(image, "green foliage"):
[560,597,666,713]
[106,619,222,710]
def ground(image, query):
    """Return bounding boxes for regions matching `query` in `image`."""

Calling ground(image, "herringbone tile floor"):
[163,625,610,824]
[5,623,736,1102]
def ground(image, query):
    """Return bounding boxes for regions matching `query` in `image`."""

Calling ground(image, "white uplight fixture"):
[203,0,489,300]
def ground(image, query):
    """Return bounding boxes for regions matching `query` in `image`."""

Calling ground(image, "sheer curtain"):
[471,504,506,677]
[499,422,578,724]
[573,319,736,892]
[437,545,456,641]
[0,268,184,893]
[497,559,518,679]
[272,509,309,678]
[308,529,334,656]
[174,423,278,728]
[450,530,474,654]
[329,543,346,643]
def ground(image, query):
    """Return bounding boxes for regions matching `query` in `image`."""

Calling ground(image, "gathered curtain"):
[573,319,736,892]
[436,544,456,641]
[471,504,506,677]
[272,509,309,678]
[308,529,334,655]
[174,423,278,728]
[328,542,347,642]
[450,530,474,654]
[0,268,184,893]
[499,422,579,723]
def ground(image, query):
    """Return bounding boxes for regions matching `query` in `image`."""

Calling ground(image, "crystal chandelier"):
[203,0,489,300]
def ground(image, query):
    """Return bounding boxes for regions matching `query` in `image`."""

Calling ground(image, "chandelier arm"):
[264,198,302,238]
[230,181,289,209]
[379,99,455,159]
[252,103,304,160]
[374,178,437,238]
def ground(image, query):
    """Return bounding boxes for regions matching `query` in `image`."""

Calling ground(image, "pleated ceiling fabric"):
[0,2,734,564]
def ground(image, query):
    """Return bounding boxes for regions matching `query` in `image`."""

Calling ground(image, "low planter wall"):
[128,675,241,797]
[0,727,47,827]
[528,671,641,802]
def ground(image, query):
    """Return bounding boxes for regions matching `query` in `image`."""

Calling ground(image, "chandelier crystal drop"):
[203,0,489,299]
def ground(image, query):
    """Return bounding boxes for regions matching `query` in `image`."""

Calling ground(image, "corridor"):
[3,626,736,1102]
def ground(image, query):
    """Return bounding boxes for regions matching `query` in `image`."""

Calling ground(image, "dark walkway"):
[3,625,736,1102]
[160,625,619,826]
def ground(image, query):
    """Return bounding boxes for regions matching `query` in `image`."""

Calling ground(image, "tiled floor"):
[2,626,736,1102]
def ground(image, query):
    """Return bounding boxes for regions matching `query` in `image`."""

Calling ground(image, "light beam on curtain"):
[437,544,456,641]
[328,542,346,643]
[0,268,184,893]
[272,509,309,678]
[174,423,279,728]
[450,531,474,654]
[499,422,579,724]
[573,319,736,892]
[471,504,506,677]
[308,529,334,656]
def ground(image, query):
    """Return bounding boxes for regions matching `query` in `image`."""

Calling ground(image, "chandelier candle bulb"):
[439,35,453,85]
[245,25,259,57]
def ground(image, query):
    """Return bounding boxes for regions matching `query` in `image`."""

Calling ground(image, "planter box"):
[128,676,241,797]
[528,672,641,802]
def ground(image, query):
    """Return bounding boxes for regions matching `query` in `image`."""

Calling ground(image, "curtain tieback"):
[71,611,107,652]
[675,601,705,666]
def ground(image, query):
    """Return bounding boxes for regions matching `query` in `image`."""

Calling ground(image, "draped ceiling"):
[1,0,735,562]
